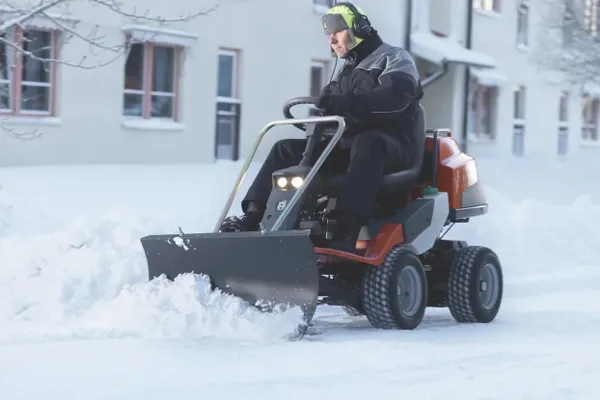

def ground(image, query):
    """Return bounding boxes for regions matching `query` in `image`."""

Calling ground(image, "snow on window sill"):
[121,24,199,47]
[0,116,61,126]
[122,119,184,131]
[474,8,502,19]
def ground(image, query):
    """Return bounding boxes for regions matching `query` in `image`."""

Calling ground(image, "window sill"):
[0,116,61,126]
[468,132,495,144]
[516,43,529,53]
[122,119,184,131]
[474,8,502,19]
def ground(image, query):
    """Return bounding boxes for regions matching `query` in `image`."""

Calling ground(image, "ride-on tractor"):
[140,96,503,336]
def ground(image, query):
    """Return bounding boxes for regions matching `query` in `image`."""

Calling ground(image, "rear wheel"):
[361,246,428,330]
[448,246,503,323]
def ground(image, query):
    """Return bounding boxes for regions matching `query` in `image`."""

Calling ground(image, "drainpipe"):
[404,0,412,51]
[422,62,448,88]
[460,0,474,152]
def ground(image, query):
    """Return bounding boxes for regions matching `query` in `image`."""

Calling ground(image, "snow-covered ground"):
[0,156,599,399]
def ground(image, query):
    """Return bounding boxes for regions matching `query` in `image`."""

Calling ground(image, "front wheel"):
[361,246,428,330]
[447,246,503,323]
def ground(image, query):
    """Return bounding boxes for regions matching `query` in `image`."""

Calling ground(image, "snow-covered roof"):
[410,31,496,69]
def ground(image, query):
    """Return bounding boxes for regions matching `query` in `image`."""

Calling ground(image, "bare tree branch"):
[533,0,600,89]
[0,0,65,33]
[0,0,217,140]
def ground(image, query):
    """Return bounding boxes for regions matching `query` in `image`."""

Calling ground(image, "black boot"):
[327,211,363,253]
[219,212,261,232]
[219,202,264,232]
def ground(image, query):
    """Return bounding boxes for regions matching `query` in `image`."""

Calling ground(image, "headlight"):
[276,177,287,188]
[291,176,303,188]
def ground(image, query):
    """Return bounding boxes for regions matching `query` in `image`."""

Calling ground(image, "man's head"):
[321,2,373,58]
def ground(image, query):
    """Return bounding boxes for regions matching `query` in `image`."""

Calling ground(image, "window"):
[558,91,569,155]
[467,82,497,139]
[215,49,241,160]
[513,86,526,156]
[584,0,600,37]
[513,124,525,156]
[309,60,329,116]
[558,127,569,155]
[513,86,526,120]
[559,91,569,122]
[516,1,529,47]
[473,0,501,12]
[123,42,181,120]
[581,94,599,141]
[0,27,57,116]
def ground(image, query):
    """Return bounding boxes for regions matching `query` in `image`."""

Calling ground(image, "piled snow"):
[0,163,304,344]
[0,158,598,344]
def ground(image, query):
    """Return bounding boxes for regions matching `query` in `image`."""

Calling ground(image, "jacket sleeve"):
[348,49,421,120]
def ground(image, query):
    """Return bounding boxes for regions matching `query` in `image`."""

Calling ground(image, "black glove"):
[316,92,352,115]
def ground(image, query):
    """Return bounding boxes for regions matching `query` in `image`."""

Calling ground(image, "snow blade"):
[140,229,320,319]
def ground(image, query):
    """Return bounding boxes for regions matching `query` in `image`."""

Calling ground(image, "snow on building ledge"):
[121,24,199,48]
[0,7,79,31]
[409,0,497,69]
[410,31,496,69]
[470,67,507,87]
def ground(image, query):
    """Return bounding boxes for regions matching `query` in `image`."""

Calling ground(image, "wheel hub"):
[396,265,423,317]
[479,262,500,310]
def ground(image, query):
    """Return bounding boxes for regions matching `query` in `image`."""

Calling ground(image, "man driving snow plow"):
[219,2,424,254]
[139,2,502,338]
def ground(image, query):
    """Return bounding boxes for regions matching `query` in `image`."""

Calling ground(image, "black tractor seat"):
[320,103,427,195]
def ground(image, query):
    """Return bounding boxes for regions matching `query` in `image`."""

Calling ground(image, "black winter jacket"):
[323,34,423,153]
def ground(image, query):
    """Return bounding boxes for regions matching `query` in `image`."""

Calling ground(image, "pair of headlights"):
[276,176,303,189]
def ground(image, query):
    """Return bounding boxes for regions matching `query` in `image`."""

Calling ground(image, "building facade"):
[467,0,600,160]
[0,0,596,166]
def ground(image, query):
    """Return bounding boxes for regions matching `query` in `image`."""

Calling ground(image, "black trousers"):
[242,130,410,221]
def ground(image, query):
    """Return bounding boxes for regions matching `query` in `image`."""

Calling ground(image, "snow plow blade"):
[140,229,319,318]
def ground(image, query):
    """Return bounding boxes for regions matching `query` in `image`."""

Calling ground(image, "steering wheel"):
[282,96,340,133]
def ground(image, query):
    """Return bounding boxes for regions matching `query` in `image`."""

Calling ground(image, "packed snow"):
[0,156,599,399]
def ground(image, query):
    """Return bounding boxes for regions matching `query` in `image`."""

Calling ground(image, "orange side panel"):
[423,137,481,209]
[314,223,404,266]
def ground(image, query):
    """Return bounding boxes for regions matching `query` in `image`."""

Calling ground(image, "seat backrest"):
[408,103,426,173]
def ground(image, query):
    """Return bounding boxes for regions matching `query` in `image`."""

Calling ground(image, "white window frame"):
[512,86,526,156]
[215,49,241,160]
[473,0,501,13]
[516,1,530,49]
